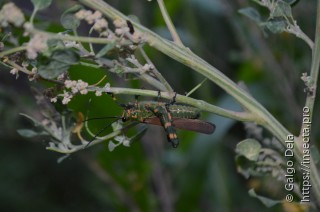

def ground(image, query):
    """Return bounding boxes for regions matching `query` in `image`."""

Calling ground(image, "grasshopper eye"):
[122,117,127,122]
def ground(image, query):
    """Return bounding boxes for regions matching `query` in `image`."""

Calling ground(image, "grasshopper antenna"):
[84,117,122,148]
[84,116,120,122]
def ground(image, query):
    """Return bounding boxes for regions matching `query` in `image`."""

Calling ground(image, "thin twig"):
[138,46,173,92]
[156,0,183,46]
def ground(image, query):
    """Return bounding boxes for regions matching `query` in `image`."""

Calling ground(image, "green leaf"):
[263,17,287,33]
[108,140,117,151]
[235,155,254,179]
[283,0,298,5]
[17,129,47,138]
[238,7,261,23]
[42,39,66,57]
[31,0,52,10]
[248,189,281,207]
[61,4,83,30]
[236,139,261,161]
[20,113,43,127]
[272,1,292,18]
[38,49,79,79]
[96,43,116,58]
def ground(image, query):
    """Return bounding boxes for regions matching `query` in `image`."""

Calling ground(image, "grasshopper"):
[119,101,215,148]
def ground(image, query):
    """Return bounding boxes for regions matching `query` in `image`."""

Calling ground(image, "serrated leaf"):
[38,49,79,79]
[236,139,261,161]
[31,0,52,10]
[61,4,83,30]
[96,43,116,58]
[238,7,261,23]
[248,189,281,207]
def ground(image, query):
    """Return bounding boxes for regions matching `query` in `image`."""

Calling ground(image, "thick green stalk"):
[156,0,183,46]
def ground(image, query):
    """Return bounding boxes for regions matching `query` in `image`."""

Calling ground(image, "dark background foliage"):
[0,0,316,211]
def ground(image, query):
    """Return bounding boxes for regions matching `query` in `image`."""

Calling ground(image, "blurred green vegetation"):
[0,0,317,211]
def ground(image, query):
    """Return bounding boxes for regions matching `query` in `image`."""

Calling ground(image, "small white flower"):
[10,68,18,75]
[84,11,96,24]
[75,9,88,20]
[113,19,126,28]
[71,87,78,94]
[95,90,102,96]
[26,34,48,59]
[50,97,57,103]
[115,27,129,35]
[0,3,25,27]
[76,80,88,94]
[62,97,71,105]
[79,89,88,95]
[104,83,111,92]
[64,80,77,88]
[62,91,72,104]
[92,11,102,20]
[93,18,108,31]
[31,67,37,74]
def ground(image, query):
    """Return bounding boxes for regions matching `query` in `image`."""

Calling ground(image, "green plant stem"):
[0,46,27,58]
[46,129,122,154]
[298,0,320,204]
[301,2,320,136]
[138,46,173,92]
[6,60,32,75]
[32,28,127,45]
[29,7,37,24]
[79,0,290,147]
[89,86,255,122]
[156,0,183,46]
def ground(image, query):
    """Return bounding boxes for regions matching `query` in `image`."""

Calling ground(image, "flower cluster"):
[114,19,129,35]
[26,34,48,59]
[75,9,108,33]
[50,80,90,105]
[0,3,25,27]
[65,79,89,95]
